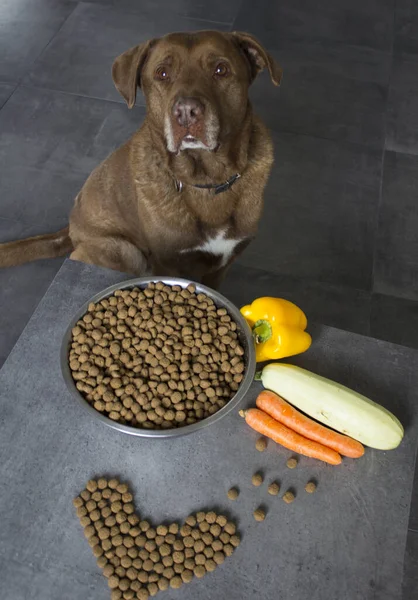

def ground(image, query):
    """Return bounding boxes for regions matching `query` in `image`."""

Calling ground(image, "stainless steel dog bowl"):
[61,277,256,438]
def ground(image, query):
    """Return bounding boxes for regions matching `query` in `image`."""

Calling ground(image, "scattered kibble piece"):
[286,457,298,469]
[108,575,119,589]
[205,559,217,572]
[170,576,183,589]
[73,496,83,508]
[181,569,193,583]
[305,481,317,494]
[184,516,196,528]
[97,478,108,490]
[268,482,280,496]
[169,523,179,535]
[158,577,169,591]
[224,522,236,535]
[283,491,296,504]
[255,437,267,452]
[194,565,206,578]
[253,508,266,522]
[251,472,263,486]
[148,582,159,596]
[200,521,210,533]
[86,480,98,492]
[216,515,227,527]
[227,487,239,500]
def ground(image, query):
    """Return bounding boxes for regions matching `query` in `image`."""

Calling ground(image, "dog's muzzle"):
[165,96,219,153]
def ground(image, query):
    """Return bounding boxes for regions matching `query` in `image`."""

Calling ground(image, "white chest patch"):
[181,229,243,267]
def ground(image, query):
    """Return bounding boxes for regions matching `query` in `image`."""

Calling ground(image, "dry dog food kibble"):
[286,457,298,469]
[74,478,240,598]
[227,487,239,501]
[251,472,263,487]
[255,437,267,452]
[268,482,280,496]
[253,508,266,522]
[68,283,245,430]
[305,481,317,494]
[283,491,296,504]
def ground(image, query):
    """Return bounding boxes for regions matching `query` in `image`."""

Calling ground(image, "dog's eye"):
[154,67,170,81]
[214,63,229,78]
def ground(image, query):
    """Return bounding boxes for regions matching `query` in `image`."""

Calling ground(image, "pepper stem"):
[252,319,272,344]
[254,371,262,381]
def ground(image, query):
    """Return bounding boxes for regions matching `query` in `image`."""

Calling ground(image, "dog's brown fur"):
[0,31,281,289]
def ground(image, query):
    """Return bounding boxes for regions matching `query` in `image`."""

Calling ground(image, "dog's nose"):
[172,97,205,128]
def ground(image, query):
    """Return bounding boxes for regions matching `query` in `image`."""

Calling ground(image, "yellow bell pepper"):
[240,297,312,363]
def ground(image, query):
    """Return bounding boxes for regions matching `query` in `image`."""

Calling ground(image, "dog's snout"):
[172,97,205,128]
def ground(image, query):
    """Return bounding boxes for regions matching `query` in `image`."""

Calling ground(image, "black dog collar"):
[175,173,241,195]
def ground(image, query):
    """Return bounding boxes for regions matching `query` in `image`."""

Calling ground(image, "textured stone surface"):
[0,260,417,600]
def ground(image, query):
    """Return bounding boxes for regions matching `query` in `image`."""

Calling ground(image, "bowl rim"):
[60,276,256,438]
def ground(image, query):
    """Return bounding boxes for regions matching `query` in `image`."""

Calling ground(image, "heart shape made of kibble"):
[74,477,240,600]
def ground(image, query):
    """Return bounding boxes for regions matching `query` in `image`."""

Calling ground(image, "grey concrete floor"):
[0,0,417,597]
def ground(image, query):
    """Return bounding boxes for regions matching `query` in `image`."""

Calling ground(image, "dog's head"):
[112,31,281,154]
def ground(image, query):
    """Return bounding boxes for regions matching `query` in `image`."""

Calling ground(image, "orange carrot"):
[256,390,364,458]
[240,408,342,465]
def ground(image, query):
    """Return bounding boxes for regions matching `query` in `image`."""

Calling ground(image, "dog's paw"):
[74,477,240,599]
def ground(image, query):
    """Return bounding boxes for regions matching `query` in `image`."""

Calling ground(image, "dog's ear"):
[112,40,156,108]
[232,32,282,86]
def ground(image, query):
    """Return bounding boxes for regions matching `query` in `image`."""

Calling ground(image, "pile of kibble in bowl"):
[68,282,246,430]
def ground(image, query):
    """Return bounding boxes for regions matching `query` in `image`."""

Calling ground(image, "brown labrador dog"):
[0,31,281,289]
